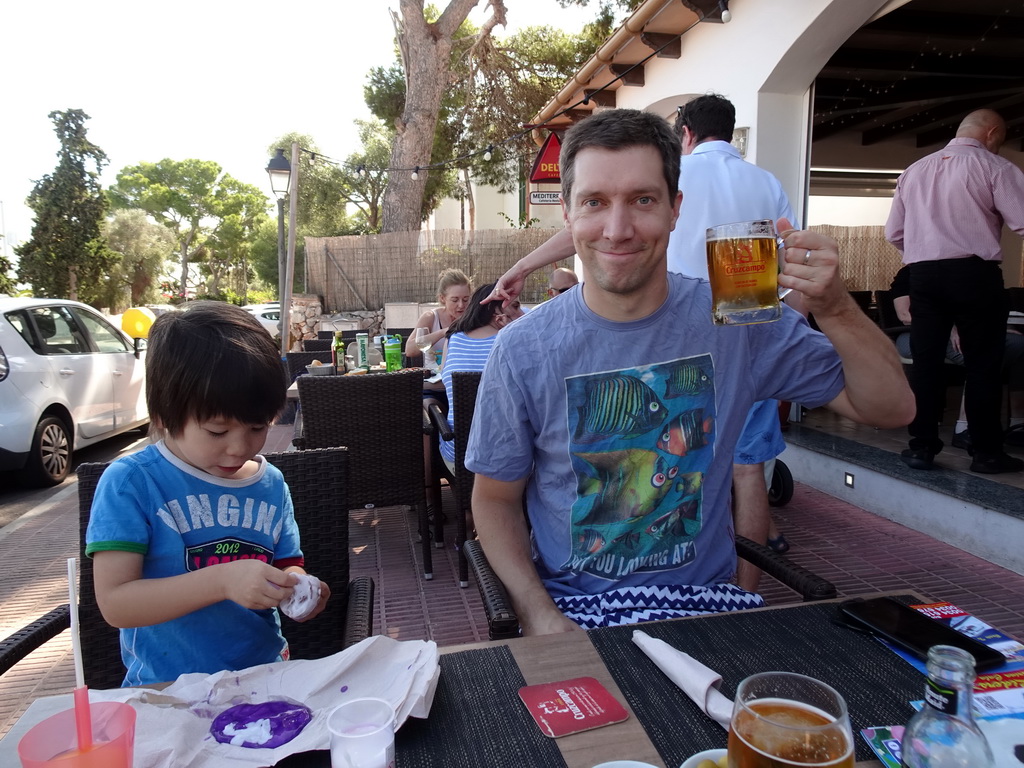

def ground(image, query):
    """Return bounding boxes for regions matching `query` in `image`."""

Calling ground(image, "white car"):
[0,298,149,486]
[242,303,282,338]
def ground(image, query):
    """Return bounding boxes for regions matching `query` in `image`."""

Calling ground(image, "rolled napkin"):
[279,573,322,621]
[632,629,733,729]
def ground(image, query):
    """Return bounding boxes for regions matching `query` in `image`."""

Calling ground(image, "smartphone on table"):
[835,596,1006,672]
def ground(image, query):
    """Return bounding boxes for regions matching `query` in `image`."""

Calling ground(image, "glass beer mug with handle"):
[728,671,854,768]
[706,219,789,325]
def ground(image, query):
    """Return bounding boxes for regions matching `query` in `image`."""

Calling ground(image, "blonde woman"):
[405,268,472,365]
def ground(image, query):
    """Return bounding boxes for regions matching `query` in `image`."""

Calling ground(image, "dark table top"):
[273,594,926,767]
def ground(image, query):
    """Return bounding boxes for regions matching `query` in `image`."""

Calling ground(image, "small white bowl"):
[679,748,727,768]
[305,363,335,376]
[591,762,660,768]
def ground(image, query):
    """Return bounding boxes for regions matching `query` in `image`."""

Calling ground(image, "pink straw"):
[67,557,92,752]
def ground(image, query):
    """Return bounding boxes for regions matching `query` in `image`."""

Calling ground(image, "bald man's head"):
[956,109,1007,153]
[548,267,579,298]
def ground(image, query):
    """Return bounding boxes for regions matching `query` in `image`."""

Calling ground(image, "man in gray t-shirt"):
[468,109,913,636]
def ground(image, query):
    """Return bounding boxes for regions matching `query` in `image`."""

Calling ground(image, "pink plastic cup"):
[17,701,135,768]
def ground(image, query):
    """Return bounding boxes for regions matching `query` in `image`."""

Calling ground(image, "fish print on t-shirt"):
[564,354,715,581]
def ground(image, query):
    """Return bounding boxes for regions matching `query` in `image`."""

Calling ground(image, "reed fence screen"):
[304,228,570,312]
[305,225,1018,313]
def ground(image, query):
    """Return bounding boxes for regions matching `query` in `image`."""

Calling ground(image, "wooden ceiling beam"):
[610,62,645,87]
[583,89,616,108]
[639,32,681,59]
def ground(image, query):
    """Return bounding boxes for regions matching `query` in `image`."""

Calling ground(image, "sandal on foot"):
[767,534,790,553]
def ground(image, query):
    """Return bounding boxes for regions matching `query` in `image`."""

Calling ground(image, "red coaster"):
[518,676,629,738]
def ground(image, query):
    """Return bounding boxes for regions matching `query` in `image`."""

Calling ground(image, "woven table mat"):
[396,645,568,768]
[588,598,923,766]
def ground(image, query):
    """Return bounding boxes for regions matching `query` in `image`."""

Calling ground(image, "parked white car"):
[0,298,149,486]
[242,303,282,338]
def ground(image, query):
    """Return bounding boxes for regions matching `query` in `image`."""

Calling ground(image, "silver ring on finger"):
[802,250,812,266]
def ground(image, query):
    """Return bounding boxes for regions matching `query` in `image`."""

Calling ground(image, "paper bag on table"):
[632,629,733,729]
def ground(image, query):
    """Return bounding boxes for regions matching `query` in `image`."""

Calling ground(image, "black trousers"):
[907,257,1007,455]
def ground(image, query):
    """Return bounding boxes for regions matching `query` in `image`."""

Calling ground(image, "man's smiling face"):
[563,144,681,319]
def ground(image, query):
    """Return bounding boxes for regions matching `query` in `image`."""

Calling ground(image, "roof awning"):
[529,0,728,144]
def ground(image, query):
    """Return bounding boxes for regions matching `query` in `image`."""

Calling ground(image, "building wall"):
[614,0,893,225]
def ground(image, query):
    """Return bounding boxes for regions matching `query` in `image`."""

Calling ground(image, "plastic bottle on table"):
[900,644,994,767]
[356,333,370,371]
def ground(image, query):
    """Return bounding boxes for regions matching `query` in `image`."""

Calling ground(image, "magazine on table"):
[861,602,1024,765]
[880,601,1024,715]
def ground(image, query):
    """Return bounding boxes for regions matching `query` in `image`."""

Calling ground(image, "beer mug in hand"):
[706,220,786,326]
[727,672,854,767]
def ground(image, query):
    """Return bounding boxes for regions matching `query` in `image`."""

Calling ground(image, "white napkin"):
[632,629,733,729]
[278,573,321,620]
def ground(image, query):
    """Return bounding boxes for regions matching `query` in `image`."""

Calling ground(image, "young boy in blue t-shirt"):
[86,301,330,686]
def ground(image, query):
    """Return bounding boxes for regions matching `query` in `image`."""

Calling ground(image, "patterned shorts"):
[553,583,765,630]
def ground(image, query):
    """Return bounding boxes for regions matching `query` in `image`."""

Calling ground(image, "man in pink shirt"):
[886,109,1024,474]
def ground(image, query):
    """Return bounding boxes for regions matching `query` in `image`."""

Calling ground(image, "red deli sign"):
[529,132,561,183]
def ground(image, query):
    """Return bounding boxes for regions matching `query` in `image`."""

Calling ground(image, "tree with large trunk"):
[382,0,507,232]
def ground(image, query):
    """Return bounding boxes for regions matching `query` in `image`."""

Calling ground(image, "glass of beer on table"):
[706,219,786,326]
[728,671,854,768]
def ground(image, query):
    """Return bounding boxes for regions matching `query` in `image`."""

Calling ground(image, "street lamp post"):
[266,148,292,358]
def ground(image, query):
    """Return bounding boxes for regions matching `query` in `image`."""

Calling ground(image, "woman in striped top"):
[439,282,523,471]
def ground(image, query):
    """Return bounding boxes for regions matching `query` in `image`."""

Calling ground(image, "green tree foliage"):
[0,251,14,294]
[369,2,601,230]
[15,109,115,303]
[556,0,638,35]
[108,159,267,300]
[269,134,352,237]
[456,24,599,193]
[100,209,176,310]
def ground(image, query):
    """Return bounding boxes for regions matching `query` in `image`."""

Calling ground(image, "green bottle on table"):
[332,331,345,373]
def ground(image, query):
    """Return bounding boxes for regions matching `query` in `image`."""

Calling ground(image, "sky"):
[0,0,596,261]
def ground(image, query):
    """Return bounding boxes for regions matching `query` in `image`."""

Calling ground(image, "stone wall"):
[287,295,322,351]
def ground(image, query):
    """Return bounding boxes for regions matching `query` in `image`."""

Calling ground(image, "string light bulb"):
[411,166,420,180]
[356,164,366,177]
[719,0,731,23]
[483,145,493,161]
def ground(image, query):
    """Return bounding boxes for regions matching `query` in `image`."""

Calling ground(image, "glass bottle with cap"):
[332,331,345,373]
[900,644,994,767]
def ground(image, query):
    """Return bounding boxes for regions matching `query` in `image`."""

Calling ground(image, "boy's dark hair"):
[146,301,285,436]
[675,93,735,144]
[447,283,500,338]
[560,109,680,208]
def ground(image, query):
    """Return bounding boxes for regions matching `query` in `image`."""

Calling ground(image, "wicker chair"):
[0,449,374,687]
[302,338,332,352]
[294,370,437,579]
[466,538,837,641]
[427,371,483,588]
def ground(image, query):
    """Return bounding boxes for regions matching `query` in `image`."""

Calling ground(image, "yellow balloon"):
[121,307,157,338]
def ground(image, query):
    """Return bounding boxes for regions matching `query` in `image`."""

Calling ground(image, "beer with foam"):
[706,220,781,326]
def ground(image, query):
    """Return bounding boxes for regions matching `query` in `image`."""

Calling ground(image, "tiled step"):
[782,423,1024,576]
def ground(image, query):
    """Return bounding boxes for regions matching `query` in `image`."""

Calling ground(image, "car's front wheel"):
[27,416,72,486]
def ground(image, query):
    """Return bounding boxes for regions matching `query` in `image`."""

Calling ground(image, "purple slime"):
[210,700,313,748]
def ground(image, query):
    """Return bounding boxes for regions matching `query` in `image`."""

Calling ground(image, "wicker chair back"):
[295,370,434,578]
